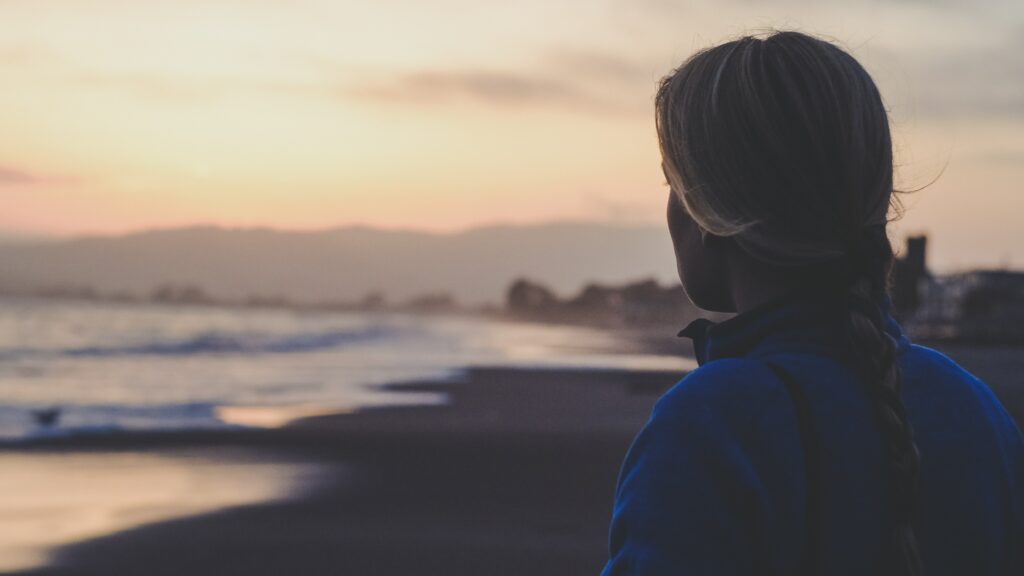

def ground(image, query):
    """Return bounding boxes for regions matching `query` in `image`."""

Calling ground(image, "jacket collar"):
[678,289,908,366]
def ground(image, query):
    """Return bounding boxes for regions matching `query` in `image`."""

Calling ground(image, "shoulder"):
[606,366,770,575]
[902,343,1024,446]
[901,343,978,381]
[613,358,790,511]
[616,359,780,499]
[651,358,784,429]
[902,343,1005,408]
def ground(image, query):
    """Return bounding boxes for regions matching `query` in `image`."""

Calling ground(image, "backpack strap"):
[767,363,821,576]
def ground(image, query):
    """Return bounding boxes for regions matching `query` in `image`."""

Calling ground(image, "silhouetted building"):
[402,293,458,313]
[506,277,712,328]
[913,270,1024,343]
[891,235,929,318]
[567,283,625,324]
[151,283,210,304]
[359,290,387,311]
[506,279,558,316]
[620,279,694,325]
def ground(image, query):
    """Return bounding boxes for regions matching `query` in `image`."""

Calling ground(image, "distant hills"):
[0,222,679,305]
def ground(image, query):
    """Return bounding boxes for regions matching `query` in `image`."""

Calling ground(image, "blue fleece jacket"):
[602,293,1024,575]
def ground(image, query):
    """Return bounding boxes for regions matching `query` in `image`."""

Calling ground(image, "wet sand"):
[7,367,681,576]
[0,449,328,572]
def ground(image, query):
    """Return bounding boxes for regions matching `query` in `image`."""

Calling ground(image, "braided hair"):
[843,227,922,575]
[656,31,922,574]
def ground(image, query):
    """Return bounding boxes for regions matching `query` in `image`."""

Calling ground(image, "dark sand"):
[8,367,681,576]
[7,342,1022,576]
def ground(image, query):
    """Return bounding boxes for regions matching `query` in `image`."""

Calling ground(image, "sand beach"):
[5,366,680,576]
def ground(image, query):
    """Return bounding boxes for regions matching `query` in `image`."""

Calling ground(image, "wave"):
[22,326,404,359]
[0,402,233,443]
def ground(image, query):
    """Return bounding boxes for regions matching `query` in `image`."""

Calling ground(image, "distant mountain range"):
[0,222,679,305]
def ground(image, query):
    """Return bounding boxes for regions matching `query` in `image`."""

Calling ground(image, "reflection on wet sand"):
[0,450,327,572]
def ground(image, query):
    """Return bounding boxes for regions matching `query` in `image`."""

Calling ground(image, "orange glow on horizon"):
[2,0,1023,269]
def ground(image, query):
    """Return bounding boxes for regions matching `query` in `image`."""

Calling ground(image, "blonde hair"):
[656,31,897,266]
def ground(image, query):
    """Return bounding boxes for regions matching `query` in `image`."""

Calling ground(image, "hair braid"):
[844,232,922,576]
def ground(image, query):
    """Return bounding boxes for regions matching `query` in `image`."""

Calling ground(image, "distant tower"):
[892,235,928,316]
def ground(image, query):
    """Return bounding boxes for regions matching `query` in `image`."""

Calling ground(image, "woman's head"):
[658,31,922,576]
[657,31,897,309]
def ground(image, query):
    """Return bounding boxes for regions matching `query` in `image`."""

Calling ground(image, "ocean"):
[0,296,693,441]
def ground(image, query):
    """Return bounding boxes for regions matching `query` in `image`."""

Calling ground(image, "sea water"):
[0,296,693,441]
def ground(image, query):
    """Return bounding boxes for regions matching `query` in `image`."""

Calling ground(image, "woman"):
[602,31,1023,575]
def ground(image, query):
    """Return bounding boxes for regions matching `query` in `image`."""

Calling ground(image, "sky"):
[1,0,1022,270]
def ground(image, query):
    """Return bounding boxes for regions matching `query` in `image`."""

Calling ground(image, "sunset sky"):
[2,0,1022,270]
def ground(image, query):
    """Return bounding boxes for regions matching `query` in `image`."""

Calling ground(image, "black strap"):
[767,363,821,576]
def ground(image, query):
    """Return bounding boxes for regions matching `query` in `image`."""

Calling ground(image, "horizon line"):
[0,217,669,244]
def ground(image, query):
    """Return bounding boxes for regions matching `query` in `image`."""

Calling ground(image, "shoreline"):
[5,365,682,452]
[5,365,684,576]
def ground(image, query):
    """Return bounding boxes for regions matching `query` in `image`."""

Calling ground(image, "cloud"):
[895,36,1024,119]
[345,69,609,110]
[0,164,76,187]
[967,149,1024,165]
[71,71,315,103]
[544,49,654,85]
[341,50,656,114]
[0,165,40,185]
[348,35,1024,120]
[404,71,584,105]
